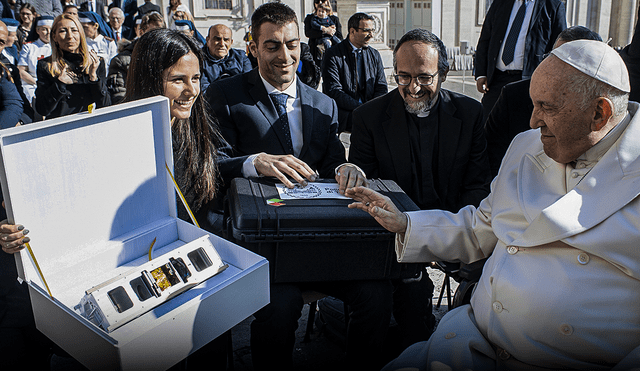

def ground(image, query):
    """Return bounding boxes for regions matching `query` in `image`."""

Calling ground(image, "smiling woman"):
[124,28,231,368]
[34,14,111,119]
[125,28,228,233]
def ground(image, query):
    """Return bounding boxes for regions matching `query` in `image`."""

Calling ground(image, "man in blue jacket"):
[201,24,252,91]
[321,12,387,133]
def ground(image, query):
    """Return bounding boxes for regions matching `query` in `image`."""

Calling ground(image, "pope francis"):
[346,40,640,370]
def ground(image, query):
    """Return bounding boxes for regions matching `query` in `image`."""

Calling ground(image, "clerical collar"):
[259,72,298,99]
[574,111,631,167]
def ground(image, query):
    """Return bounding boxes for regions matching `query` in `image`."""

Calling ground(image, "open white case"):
[0,96,269,371]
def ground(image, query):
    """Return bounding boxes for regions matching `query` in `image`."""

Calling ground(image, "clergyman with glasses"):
[348,28,492,354]
[321,12,387,133]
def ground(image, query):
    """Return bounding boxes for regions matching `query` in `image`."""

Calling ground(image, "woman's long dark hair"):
[125,28,221,209]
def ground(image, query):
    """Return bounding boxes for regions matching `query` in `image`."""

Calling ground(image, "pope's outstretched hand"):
[346,186,408,235]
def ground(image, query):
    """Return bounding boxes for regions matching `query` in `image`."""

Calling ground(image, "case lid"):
[0,97,174,291]
[228,178,420,238]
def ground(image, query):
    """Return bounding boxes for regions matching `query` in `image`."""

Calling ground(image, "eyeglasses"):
[357,27,375,33]
[393,72,439,86]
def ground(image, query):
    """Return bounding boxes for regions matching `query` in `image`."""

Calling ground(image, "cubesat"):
[77,236,227,332]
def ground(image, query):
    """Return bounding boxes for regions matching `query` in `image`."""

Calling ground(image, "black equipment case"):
[224,178,420,283]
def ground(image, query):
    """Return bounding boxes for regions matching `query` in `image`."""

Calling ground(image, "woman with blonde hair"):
[34,13,110,118]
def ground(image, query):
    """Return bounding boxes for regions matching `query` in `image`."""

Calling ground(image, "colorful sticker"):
[267,198,285,206]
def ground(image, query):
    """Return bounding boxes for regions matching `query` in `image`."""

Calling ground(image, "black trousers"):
[250,280,393,371]
[391,270,435,353]
[0,277,53,371]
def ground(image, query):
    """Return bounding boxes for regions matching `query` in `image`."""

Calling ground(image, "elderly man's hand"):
[335,164,367,195]
[254,153,318,188]
[346,186,408,234]
[0,221,30,254]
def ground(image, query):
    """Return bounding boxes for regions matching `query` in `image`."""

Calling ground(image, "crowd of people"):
[0,0,201,124]
[0,0,640,370]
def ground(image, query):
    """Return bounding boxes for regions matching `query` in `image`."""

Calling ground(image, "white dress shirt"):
[242,74,303,178]
[496,0,536,72]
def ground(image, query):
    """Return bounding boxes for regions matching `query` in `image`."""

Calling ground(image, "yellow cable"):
[165,163,200,228]
[147,237,157,261]
[24,242,53,298]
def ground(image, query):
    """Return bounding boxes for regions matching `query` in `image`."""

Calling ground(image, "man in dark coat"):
[322,12,387,133]
[0,18,33,123]
[78,0,108,21]
[474,0,566,123]
[136,0,160,16]
[619,4,640,103]
[349,28,492,353]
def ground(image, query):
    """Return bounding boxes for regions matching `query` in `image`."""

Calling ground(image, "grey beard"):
[404,96,437,116]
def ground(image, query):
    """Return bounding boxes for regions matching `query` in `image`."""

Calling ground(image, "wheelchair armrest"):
[458,258,487,282]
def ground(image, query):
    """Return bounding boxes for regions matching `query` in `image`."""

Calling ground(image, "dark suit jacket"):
[474,0,566,85]
[79,0,108,21]
[137,1,161,16]
[322,38,388,132]
[110,0,139,30]
[349,88,491,212]
[484,79,533,177]
[297,42,321,90]
[109,24,131,41]
[0,53,33,123]
[0,0,13,19]
[206,69,346,181]
[620,44,640,104]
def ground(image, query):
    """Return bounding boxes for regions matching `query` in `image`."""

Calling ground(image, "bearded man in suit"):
[348,28,491,354]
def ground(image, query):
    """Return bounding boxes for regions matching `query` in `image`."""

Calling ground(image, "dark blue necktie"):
[270,93,294,155]
[355,49,365,89]
[502,1,527,66]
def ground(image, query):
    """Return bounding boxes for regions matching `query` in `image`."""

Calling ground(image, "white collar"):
[259,72,298,99]
[88,34,103,43]
[574,112,631,168]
